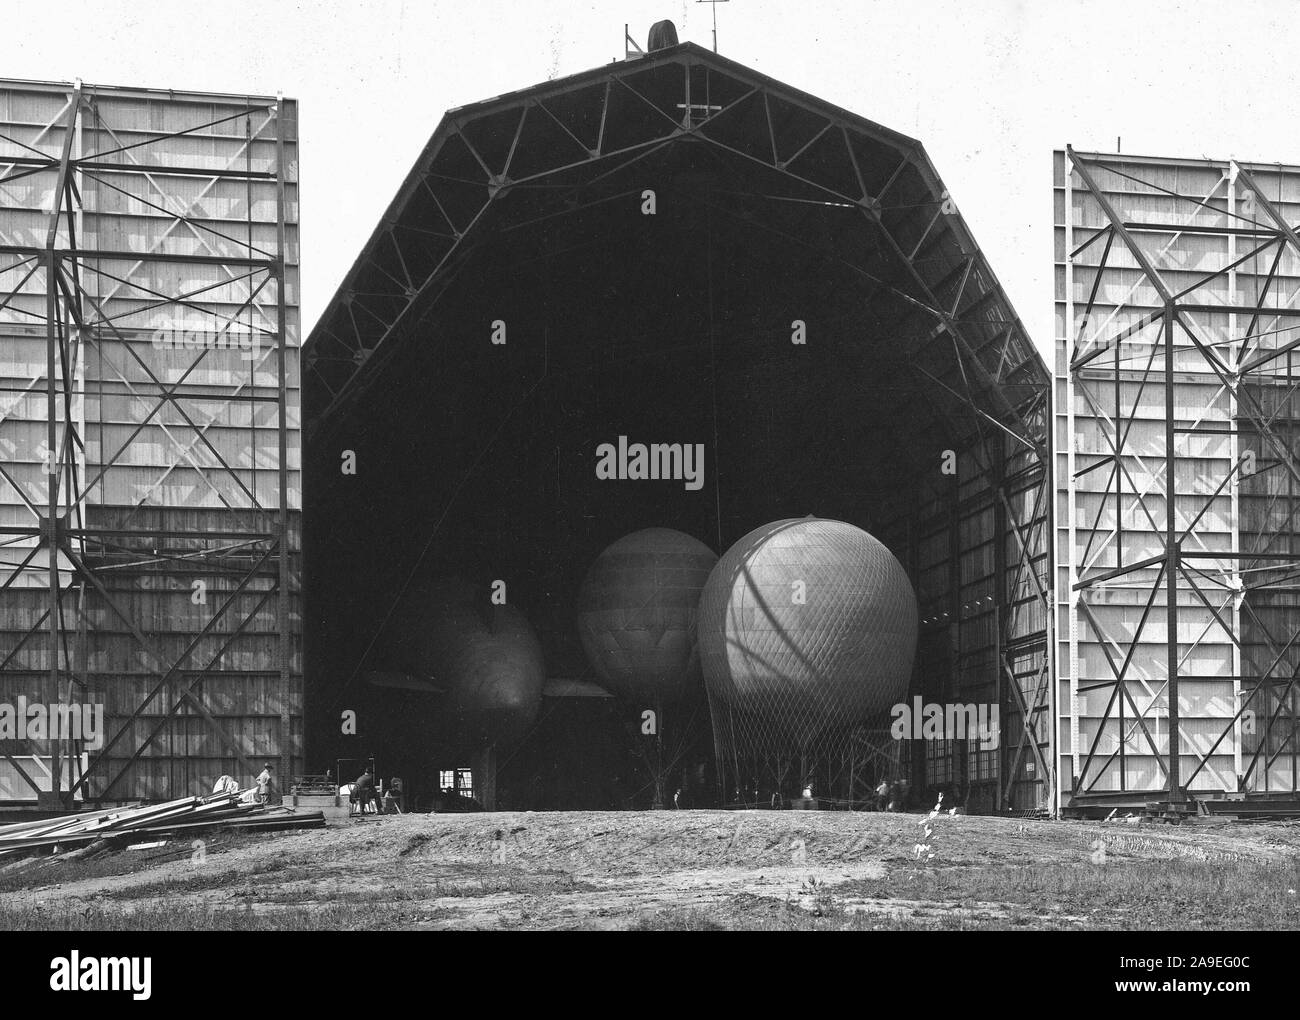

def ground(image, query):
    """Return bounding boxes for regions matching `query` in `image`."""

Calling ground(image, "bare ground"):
[5,810,1300,930]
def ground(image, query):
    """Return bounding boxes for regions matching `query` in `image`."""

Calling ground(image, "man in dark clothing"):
[352,769,379,815]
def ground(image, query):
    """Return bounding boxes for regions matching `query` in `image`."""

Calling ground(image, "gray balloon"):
[576,528,718,704]
[698,518,918,747]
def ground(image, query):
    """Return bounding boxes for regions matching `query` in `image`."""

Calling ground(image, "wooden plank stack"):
[0,792,325,858]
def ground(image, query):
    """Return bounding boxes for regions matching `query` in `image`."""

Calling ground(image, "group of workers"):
[874,778,912,812]
[724,780,919,811]
[210,763,277,804]
[225,764,399,817]
[349,769,380,815]
[347,769,402,815]
[240,767,923,814]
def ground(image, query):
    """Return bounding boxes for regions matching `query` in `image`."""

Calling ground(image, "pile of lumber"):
[0,792,324,858]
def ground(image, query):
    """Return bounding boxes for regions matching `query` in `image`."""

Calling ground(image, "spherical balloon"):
[576,528,718,703]
[698,518,918,747]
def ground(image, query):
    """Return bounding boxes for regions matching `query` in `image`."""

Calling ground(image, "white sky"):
[6,0,1300,356]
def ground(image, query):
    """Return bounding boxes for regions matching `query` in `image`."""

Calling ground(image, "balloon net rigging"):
[698,518,919,804]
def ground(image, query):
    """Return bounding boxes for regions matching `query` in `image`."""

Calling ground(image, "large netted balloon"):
[575,528,718,704]
[698,517,918,764]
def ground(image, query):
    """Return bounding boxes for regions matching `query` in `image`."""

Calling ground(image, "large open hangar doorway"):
[303,43,1052,813]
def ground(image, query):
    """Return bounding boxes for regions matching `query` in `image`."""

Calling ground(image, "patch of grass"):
[838,859,1300,930]
[629,909,728,931]
[400,833,433,856]
[628,898,968,931]
[254,868,599,904]
[631,859,1300,932]
[0,856,112,894]
[0,900,430,931]
[0,831,273,894]
[248,854,315,874]
[106,863,319,900]
[419,870,597,898]
[0,847,192,894]
[102,863,598,907]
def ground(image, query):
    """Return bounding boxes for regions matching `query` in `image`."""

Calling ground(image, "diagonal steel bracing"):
[1061,147,1300,807]
[0,80,299,805]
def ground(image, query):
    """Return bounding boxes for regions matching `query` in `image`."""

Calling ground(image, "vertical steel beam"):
[45,248,60,804]
[992,445,1006,810]
[274,100,293,788]
[44,86,81,805]
[948,484,962,790]
[1041,379,1060,815]
[1164,299,1184,803]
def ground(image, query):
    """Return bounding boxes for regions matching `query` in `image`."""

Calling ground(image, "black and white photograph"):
[0,0,1296,987]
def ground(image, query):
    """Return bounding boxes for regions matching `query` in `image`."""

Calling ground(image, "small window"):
[439,767,474,799]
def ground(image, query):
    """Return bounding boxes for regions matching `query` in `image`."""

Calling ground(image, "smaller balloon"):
[576,528,718,703]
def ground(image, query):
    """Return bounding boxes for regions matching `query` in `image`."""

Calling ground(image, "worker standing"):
[874,779,889,812]
[255,762,274,804]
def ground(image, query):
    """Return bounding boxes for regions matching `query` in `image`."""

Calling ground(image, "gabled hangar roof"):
[304,41,1048,463]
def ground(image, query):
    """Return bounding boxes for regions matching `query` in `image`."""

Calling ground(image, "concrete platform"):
[284,792,350,827]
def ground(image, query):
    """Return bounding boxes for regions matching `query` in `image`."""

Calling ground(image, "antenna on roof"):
[695,0,730,52]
